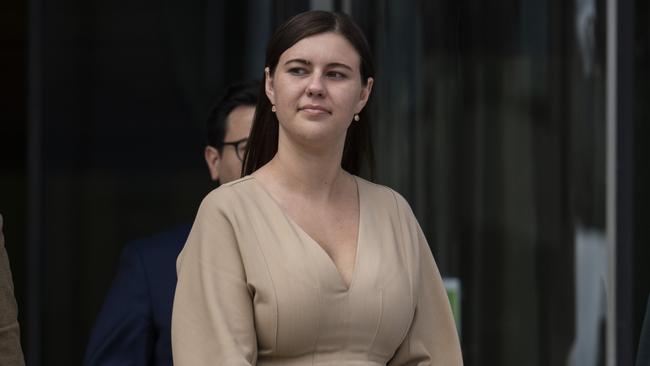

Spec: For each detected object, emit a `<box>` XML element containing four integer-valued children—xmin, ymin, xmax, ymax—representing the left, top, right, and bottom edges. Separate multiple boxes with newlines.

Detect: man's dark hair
<box><xmin>206</xmin><ymin>80</ymin><xmax>260</xmax><ymax>150</ymax></box>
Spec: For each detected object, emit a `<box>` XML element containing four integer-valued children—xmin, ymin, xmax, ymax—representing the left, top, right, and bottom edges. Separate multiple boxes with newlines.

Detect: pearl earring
<box><xmin>271</xmin><ymin>105</ymin><xmax>277</xmax><ymax>113</ymax></box>
<box><xmin>354</xmin><ymin>114</ymin><xmax>360</xmax><ymax>121</ymax></box>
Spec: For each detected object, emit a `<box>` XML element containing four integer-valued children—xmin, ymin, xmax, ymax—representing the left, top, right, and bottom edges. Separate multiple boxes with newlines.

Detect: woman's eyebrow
<box><xmin>284</xmin><ymin>59</ymin><xmax>353</xmax><ymax>71</ymax></box>
<box><xmin>284</xmin><ymin>58</ymin><xmax>311</xmax><ymax>66</ymax></box>
<box><xmin>327</xmin><ymin>62</ymin><xmax>353</xmax><ymax>71</ymax></box>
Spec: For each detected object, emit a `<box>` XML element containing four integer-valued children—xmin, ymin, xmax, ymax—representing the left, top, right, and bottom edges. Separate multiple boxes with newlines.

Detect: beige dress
<box><xmin>172</xmin><ymin>176</ymin><xmax>462</xmax><ymax>365</ymax></box>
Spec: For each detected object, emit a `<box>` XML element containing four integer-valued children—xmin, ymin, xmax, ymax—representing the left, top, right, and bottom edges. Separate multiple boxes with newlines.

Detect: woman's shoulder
<box><xmin>355</xmin><ymin>176</ymin><xmax>423</xmax><ymax>257</ymax></box>
<box><xmin>199</xmin><ymin>176</ymin><xmax>258</xmax><ymax>211</ymax></box>
<box><xmin>354</xmin><ymin>175</ymin><xmax>413</xmax><ymax>213</ymax></box>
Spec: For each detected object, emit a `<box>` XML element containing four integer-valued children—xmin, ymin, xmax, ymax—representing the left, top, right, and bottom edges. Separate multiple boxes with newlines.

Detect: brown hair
<box><xmin>242</xmin><ymin>10</ymin><xmax>375</xmax><ymax>178</ymax></box>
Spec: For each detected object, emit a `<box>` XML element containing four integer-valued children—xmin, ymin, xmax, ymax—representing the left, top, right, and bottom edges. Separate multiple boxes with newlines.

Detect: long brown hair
<box><xmin>242</xmin><ymin>10</ymin><xmax>375</xmax><ymax>178</ymax></box>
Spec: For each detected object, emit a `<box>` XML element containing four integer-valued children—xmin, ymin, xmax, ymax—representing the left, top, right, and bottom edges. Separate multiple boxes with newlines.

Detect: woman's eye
<box><xmin>327</xmin><ymin>71</ymin><xmax>347</xmax><ymax>79</ymax></box>
<box><xmin>288</xmin><ymin>67</ymin><xmax>308</xmax><ymax>75</ymax></box>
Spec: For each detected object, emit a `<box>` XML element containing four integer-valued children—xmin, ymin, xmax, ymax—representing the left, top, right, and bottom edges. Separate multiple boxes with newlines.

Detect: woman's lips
<box><xmin>299</xmin><ymin>105</ymin><xmax>331</xmax><ymax>117</ymax></box>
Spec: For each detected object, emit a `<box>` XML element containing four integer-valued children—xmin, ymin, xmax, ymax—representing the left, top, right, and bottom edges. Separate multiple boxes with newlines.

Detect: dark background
<box><xmin>1</xmin><ymin>0</ymin><xmax>648</xmax><ymax>365</ymax></box>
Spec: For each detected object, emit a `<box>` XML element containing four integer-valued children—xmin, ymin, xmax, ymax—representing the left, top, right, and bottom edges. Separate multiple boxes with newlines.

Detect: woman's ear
<box><xmin>355</xmin><ymin>77</ymin><xmax>374</xmax><ymax>113</ymax></box>
<box><xmin>265</xmin><ymin>67</ymin><xmax>276</xmax><ymax>105</ymax></box>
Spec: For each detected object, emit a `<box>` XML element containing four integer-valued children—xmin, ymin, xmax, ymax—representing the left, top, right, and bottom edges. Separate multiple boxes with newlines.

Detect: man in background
<box><xmin>84</xmin><ymin>81</ymin><xmax>259</xmax><ymax>366</ymax></box>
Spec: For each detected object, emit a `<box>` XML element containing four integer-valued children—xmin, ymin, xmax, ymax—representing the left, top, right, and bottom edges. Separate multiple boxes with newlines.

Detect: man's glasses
<box><xmin>220</xmin><ymin>137</ymin><xmax>248</xmax><ymax>162</ymax></box>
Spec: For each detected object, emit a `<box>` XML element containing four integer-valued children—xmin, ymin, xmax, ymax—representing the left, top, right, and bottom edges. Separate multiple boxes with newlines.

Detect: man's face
<box><xmin>217</xmin><ymin>105</ymin><xmax>255</xmax><ymax>184</ymax></box>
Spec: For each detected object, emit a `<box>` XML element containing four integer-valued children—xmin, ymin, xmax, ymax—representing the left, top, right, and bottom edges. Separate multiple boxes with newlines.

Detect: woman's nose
<box><xmin>306</xmin><ymin>74</ymin><xmax>325</xmax><ymax>97</ymax></box>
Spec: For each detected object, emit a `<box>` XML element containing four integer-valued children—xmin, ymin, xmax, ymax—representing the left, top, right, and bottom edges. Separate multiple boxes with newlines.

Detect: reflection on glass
<box><xmin>350</xmin><ymin>0</ymin><xmax>606</xmax><ymax>364</ymax></box>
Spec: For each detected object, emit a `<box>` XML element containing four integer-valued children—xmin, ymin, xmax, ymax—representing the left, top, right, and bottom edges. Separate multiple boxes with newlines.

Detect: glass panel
<box><xmin>351</xmin><ymin>0</ymin><xmax>607</xmax><ymax>364</ymax></box>
<box><xmin>633</xmin><ymin>1</ymin><xmax>650</xmax><ymax>362</ymax></box>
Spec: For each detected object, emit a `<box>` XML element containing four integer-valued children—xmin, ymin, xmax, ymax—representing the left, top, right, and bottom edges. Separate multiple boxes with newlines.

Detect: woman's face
<box><xmin>265</xmin><ymin>32</ymin><xmax>373</xmax><ymax>151</ymax></box>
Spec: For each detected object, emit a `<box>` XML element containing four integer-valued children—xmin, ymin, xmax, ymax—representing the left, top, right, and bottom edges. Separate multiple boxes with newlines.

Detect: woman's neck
<box><xmin>255</xmin><ymin>137</ymin><xmax>349</xmax><ymax>201</ymax></box>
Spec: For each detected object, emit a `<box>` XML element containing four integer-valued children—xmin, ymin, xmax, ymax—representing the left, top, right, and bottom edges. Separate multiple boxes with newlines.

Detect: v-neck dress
<box><xmin>171</xmin><ymin>176</ymin><xmax>462</xmax><ymax>365</ymax></box>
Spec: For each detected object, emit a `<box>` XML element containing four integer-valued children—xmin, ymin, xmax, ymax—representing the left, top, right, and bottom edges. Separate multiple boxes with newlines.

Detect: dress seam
<box><xmin>388</xmin><ymin>190</ymin><xmax>414</xmax><ymax>299</ymax></box>
<box><xmin>388</xmin><ymin>190</ymin><xmax>417</xmax><ymax>358</ymax></box>
<box><xmin>311</xmin><ymin>285</ymin><xmax>321</xmax><ymax>365</ymax></box>
<box><xmin>368</xmin><ymin>289</ymin><xmax>383</xmax><ymax>352</ymax></box>
<box><xmin>231</xmin><ymin>182</ymin><xmax>280</xmax><ymax>353</ymax></box>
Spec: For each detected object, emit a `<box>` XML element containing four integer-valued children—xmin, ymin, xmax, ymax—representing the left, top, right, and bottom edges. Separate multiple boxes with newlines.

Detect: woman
<box><xmin>172</xmin><ymin>10</ymin><xmax>462</xmax><ymax>365</ymax></box>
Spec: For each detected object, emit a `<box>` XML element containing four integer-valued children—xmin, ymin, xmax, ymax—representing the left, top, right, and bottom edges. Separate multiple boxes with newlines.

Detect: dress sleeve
<box><xmin>83</xmin><ymin>243</ymin><xmax>154</xmax><ymax>366</ymax></box>
<box><xmin>171</xmin><ymin>189</ymin><xmax>257</xmax><ymax>365</ymax></box>
<box><xmin>388</xmin><ymin>197</ymin><xmax>463</xmax><ymax>366</ymax></box>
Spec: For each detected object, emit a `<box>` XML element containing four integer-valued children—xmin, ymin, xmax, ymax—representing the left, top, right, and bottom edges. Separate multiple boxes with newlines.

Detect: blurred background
<box><xmin>1</xmin><ymin>0</ymin><xmax>648</xmax><ymax>365</ymax></box>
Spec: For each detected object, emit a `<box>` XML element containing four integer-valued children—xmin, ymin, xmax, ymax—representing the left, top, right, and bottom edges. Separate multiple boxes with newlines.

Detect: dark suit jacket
<box><xmin>84</xmin><ymin>224</ymin><xmax>191</xmax><ymax>366</ymax></box>
<box><xmin>0</xmin><ymin>214</ymin><xmax>25</xmax><ymax>366</ymax></box>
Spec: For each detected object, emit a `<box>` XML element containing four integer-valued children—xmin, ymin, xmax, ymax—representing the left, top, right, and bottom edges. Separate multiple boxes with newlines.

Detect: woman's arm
<box><xmin>172</xmin><ymin>189</ymin><xmax>257</xmax><ymax>365</ymax></box>
<box><xmin>388</xmin><ymin>195</ymin><xmax>463</xmax><ymax>366</ymax></box>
